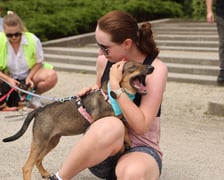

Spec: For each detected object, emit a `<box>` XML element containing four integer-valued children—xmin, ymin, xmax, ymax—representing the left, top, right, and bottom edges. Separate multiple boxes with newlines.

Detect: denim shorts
<box><xmin>89</xmin><ymin>146</ymin><xmax>162</xmax><ymax>180</ymax></box>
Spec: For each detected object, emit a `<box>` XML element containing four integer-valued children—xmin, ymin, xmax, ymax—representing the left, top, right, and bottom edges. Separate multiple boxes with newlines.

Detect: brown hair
<box><xmin>3</xmin><ymin>12</ymin><xmax>27</xmax><ymax>32</ymax></box>
<box><xmin>97</xmin><ymin>10</ymin><xmax>159</xmax><ymax>57</ymax></box>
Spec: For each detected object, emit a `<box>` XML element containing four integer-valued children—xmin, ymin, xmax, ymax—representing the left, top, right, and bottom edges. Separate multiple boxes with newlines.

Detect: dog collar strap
<box><xmin>100</xmin><ymin>89</ymin><xmax>110</xmax><ymax>103</ymax></box>
<box><xmin>75</xmin><ymin>97</ymin><xmax>94</xmax><ymax>124</ymax></box>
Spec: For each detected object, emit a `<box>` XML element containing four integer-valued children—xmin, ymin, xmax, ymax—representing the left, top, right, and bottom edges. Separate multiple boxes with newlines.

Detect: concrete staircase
<box><xmin>43</xmin><ymin>19</ymin><xmax>219</xmax><ymax>85</ymax></box>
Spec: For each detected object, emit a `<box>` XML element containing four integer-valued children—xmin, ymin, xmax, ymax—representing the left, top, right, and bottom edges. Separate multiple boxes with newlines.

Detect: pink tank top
<box><xmin>128</xmin><ymin>117</ymin><xmax>162</xmax><ymax>158</ymax></box>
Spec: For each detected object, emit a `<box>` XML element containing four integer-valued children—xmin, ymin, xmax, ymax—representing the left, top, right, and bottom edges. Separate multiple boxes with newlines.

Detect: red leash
<box><xmin>0</xmin><ymin>88</ymin><xmax>15</xmax><ymax>102</ymax></box>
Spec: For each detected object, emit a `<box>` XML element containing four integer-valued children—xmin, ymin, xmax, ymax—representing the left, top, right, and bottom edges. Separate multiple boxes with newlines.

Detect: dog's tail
<box><xmin>2</xmin><ymin>109</ymin><xmax>39</xmax><ymax>142</ymax></box>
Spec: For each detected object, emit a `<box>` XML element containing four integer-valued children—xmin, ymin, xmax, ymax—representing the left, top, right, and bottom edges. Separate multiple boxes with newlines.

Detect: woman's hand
<box><xmin>109</xmin><ymin>61</ymin><xmax>126</xmax><ymax>90</ymax></box>
<box><xmin>0</xmin><ymin>72</ymin><xmax>19</xmax><ymax>88</ymax></box>
<box><xmin>77</xmin><ymin>83</ymin><xmax>100</xmax><ymax>97</ymax></box>
<box><xmin>77</xmin><ymin>87</ymin><xmax>92</xmax><ymax>97</ymax></box>
<box><xmin>8</xmin><ymin>78</ymin><xmax>20</xmax><ymax>88</ymax></box>
<box><xmin>25</xmin><ymin>77</ymin><xmax>34</xmax><ymax>89</ymax></box>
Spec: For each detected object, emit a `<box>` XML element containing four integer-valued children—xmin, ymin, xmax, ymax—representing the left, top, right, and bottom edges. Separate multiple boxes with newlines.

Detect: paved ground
<box><xmin>1</xmin><ymin>71</ymin><xmax>224</xmax><ymax>180</ymax></box>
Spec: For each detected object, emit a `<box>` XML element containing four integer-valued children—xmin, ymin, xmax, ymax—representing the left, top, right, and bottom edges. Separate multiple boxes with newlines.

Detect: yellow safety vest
<box><xmin>0</xmin><ymin>32</ymin><xmax>52</xmax><ymax>73</ymax></box>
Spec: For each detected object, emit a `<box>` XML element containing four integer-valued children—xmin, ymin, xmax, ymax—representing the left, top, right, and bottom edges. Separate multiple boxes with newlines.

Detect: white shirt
<box><xmin>7</xmin><ymin>33</ymin><xmax>44</xmax><ymax>80</ymax></box>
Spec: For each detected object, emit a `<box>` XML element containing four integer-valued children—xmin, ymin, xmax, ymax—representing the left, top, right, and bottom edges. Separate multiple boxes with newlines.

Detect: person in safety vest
<box><xmin>0</xmin><ymin>6</ymin><xmax>3</xmax><ymax>32</ymax></box>
<box><xmin>0</xmin><ymin>11</ymin><xmax>57</xmax><ymax>110</ymax></box>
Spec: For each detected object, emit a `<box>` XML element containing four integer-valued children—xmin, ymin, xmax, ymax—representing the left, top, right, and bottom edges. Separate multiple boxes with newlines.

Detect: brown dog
<box><xmin>2</xmin><ymin>61</ymin><xmax>154</xmax><ymax>180</ymax></box>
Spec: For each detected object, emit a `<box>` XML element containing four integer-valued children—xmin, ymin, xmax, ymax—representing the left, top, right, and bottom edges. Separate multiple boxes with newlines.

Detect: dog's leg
<box><xmin>36</xmin><ymin>135</ymin><xmax>61</xmax><ymax>179</ymax></box>
<box><xmin>22</xmin><ymin>142</ymin><xmax>39</xmax><ymax>180</ymax></box>
<box><xmin>22</xmin><ymin>135</ymin><xmax>60</xmax><ymax>180</ymax></box>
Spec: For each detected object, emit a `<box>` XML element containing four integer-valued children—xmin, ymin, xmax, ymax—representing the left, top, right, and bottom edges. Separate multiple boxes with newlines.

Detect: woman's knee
<box><xmin>45</xmin><ymin>69</ymin><xmax>58</xmax><ymax>85</ymax></box>
<box><xmin>116</xmin><ymin>163</ymin><xmax>149</xmax><ymax>180</ymax></box>
<box><xmin>33</xmin><ymin>69</ymin><xmax>57</xmax><ymax>92</ymax></box>
<box><xmin>115</xmin><ymin>153</ymin><xmax>160</xmax><ymax>180</ymax></box>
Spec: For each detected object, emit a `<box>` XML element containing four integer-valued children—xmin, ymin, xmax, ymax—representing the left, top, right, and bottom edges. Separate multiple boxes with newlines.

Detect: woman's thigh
<box><xmin>32</xmin><ymin>68</ymin><xmax>57</xmax><ymax>82</ymax></box>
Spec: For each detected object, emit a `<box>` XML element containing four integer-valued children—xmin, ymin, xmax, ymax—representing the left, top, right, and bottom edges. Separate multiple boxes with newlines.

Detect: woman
<box><xmin>0</xmin><ymin>12</ymin><xmax>57</xmax><ymax>110</ymax></box>
<box><xmin>50</xmin><ymin>10</ymin><xmax>167</xmax><ymax>180</ymax></box>
<box><xmin>0</xmin><ymin>6</ymin><xmax>3</xmax><ymax>32</ymax></box>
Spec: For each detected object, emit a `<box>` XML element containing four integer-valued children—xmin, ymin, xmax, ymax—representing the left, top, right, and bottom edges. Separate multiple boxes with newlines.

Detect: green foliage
<box><xmin>124</xmin><ymin>0</ymin><xmax>183</xmax><ymax>20</ymax></box>
<box><xmin>0</xmin><ymin>0</ymin><xmax>184</xmax><ymax>41</ymax></box>
<box><xmin>181</xmin><ymin>0</ymin><xmax>194</xmax><ymax>18</ymax></box>
<box><xmin>192</xmin><ymin>0</ymin><xmax>206</xmax><ymax>19</ymax></box>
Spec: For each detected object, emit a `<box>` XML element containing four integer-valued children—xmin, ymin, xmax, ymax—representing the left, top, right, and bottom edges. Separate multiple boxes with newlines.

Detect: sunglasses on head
<box><xmin>6</xmin><ymin>32</ymin><xmax>22</xmax><ymax>38</ymax></box>
<box><xmin>96</xmin><ymin>41</ymin><xmax>110</xmax><ymax>56</ymax></box>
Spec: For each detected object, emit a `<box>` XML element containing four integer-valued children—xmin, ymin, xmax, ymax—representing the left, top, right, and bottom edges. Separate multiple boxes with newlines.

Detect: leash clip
<box><xmin>58</xmin><ymin>96</ymin><xmax>76</xmax><ymax>102</ymax></box>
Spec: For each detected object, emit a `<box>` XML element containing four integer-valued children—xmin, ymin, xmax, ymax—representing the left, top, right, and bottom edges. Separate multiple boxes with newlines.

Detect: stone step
<box><xmin>157</xmin><ymin>40</ymin><xmax>218</xmax><ymax>48</ymax></box>
<box><xmin>167</xmin><ymin>63</ymin><xmax>218</xmax><ymax>76</ymax></box>
<box><xmin>158</xmin><ymin>46</ymin><xmax>218</xmax><ymax>52</ymax></box>
<box><xmin>168</xmin><ymin>72</ymin><xmax>216</xmax><ymax>85</ymax></box>
<box><xmin>43</xmin><ymin>47</ymin><xmax>219</xmax><ymax>79</ymax></box>
<box><xmin>44</xmin><ymin>47</ymin><xmax>98</xmax><ymax>58</ymax></box>
<box><xmin>44</xmin><ymin>53</ymin><xmax>96</xmax><ymax>66</ymax></box>
<box><xmin>166</xmin><ymin>63</ymin><xmax>219</xmax><ymax>76</ymax></box>
<box><xmin>47</xmin><ymin>61</ymin><xmax>96</xmax><ymax>74</ymax></box>
<box><xmin>152</xmin><ymin>23</ymin><xmax>217</xmax><ymax>35</ymax></box>
<box><xmin>44</xmin><ymin>56</ymin><xmax>218</xmax><ymax>86</ymax></box>
<box><xmin>154</xmin><ymin>25</ymin><xmax>215</xmax><ymax>29</ymax></box>
<box><xmin>153</xmin><ymin>23</ymin><xmax>216</xmax><ymax>28</ymax></box>
<box><xmin>159</xmin><ymin>50</ymin><xmax>219</xmax><ymax>66</ymax></box>
<box><xmin>154</xmin><ymin>31</ymin><xmax>217</xmax><ymax>35</ymax></box>
<box><xmin>86</xmin><ymin>44</ymin><xmax>219</xmax><ymax>54</ymax></box>
<box><xmin>44</xmin><ymin>47</ymin><xmax>219</xmax><ymax>66</ymax></box>
<box><xmin>45</xmin><ymin>60</ymin><xmax>217</xmax><ymax>85</ymax></box>
<box><xmin>42</xmin><ymin>19</ymin><xmax>220</xmax><ymax>85</ymax></box>
<box><xmin>153</xmin><ymin>27</ymin><xmax>217</xmax><ymax>34</ymax></box>
<box><xmin>151</xmin><ymin>20</ymin><xmax>215</xmax><ymax>27</ymax></box>
<box><xmin>155</xmin><ymin>34</ymin><xmax>218</xmax><ymax>41</ymax></box>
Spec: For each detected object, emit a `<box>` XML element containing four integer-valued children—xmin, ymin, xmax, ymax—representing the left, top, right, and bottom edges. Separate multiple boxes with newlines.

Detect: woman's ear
<box><xmin>123</xmin><ymin>38</ymin><xmax>133</xmax><ymax>49</ymax></box>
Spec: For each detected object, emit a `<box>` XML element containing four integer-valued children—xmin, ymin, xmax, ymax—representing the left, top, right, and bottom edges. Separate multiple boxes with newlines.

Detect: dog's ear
<box><xmin>122</xmin><ymin>61</ymin><xmax>138</xmax><ymax>74</ymax></box>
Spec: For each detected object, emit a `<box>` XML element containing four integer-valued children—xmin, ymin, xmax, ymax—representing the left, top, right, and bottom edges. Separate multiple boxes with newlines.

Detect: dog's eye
<box><xmin>128</xmin><ymin>66</ymin><xmax>137</xmax><ymax>73</ymax></box>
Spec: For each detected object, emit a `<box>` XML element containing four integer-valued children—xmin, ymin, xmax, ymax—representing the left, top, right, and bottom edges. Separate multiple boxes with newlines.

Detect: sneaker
<box><xmin>217</xmin><ymin>76</ymin><xmax>224</xmax><ymax>86</ymax></box>
<box><xmin>49</xmin><ymin>174</ymin><xmax>59</xmax><ymax>180</ymax></box>
<box><xmin>217</xmin><ymin>69</ymin><xmax>224</xmax><ymax>86</ymax></box>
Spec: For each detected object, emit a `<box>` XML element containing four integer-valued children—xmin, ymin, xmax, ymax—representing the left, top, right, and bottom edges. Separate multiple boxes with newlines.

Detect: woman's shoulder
<box><xmin>150</xmin><ymin>57</ymin><xmax>168</xmax><ymax>83</ymax></box>
<box><xmin>96</xmin><ymin>55</ymin><xmax>108</xmax><ymax>70</ymax></box>
<box><xmin>97</xmin><ymin>55</ymin><xmax>107</xmax><ymax>63</ymax></box>
<box><xmin>24</xmin><ymin>32</ymin><xmax>41</xmax><ymax>41</ymax></box>
<box><xmin>153</xmin><ymin>58</ymin><xmax>167</xmax><ymax>72</ymax></box>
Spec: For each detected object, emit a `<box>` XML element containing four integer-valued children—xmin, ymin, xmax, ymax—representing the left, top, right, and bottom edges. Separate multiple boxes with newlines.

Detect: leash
<box><xmin>0</xmin><ymin>87</ymin><xmax>15</xmax><ymax>102</ymax></box>
<box><xmin>0</xmin><ymin>78</ymin><xmax>111</xmax><ymax>123</ymax></box>
<box><xmin>0</xmin><ymin>78</ymin><xmax>63</xmax><ymax>102</ymax></box>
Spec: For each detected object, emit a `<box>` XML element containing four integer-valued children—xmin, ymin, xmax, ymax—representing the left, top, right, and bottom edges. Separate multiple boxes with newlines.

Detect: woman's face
<box><xmin>4</xmin><ymin>24</ymin><xmax>22</xmax><ymax>44</ymax></box>
<box><xmin>95</xmin><ymin>26</ymin><xmax>126</xmax><ymax>62</ymax></box>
